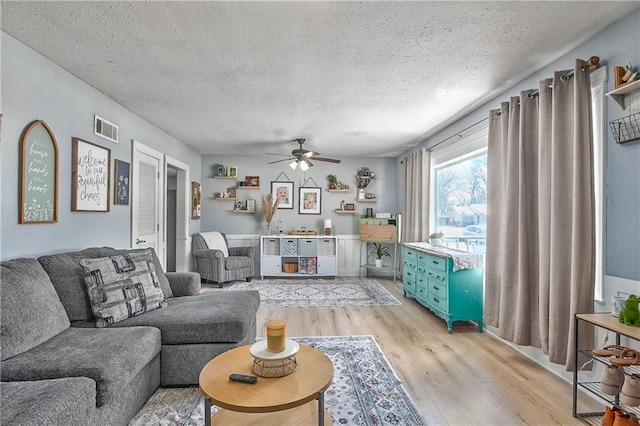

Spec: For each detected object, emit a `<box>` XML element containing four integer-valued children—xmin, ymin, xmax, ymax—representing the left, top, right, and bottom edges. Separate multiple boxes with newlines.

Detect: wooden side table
<box><xmin>199</xmin><ymin>343</ymin><xmax>334</xmax><ymax>425</ymax></box>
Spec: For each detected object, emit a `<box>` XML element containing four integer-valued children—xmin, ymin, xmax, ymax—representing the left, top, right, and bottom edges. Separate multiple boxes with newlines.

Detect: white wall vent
<box><xmin>94</xmin><ymin>115</ymin><xmax>119</xmax><ymax>143</ymax></box>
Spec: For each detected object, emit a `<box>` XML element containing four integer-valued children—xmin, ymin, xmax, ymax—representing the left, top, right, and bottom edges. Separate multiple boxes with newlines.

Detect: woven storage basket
<box><xmin>282</xmin><ymin>262</ymin><xmax>298</xmax><ymax>273</ymax></box>
<box><xmin>252</xmin><ymin>356</ymin><xmax>298</xmax><ymax>378</ymax></box>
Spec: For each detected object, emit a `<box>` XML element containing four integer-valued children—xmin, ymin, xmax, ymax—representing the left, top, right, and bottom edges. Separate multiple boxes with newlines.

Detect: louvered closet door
<box><xmin>132</xmin><ymin>142</ymin><xmax>164</xmax><ymax>267</ymax></box>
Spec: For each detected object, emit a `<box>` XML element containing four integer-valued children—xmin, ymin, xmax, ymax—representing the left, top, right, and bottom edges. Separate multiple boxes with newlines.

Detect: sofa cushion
<box><xmin>106</xmin><ymin>247</ymin><xmax>173</xmax><ymax>298</ymax></box>
<box><xmin>0</xmin><ymin>326</ymin><xmax>161</xmax><ymax>407</ymax></box>
<box><xmin>111</xmin><ymin>291</ymin><xmax>260</xmax><ymax>344</ymax></box>
<box><xmin>1</xmin><ymin>377</ymin><xmax>97</xmax><ymax>426</ymax></box>
<box><xmin>38</xmin><ymin>247</ymin><xmax>113</xmax><ymax>321</ymax></box>
<box><xmin>1</xmin><ymin>258</ymin><xmax>70</xmax><ymax>361</ymax></box>
<box><xmin>80</xmin><ymin>251</ymin><xmax>168</xmax><ymax>327</ymax></box>
<box><xmin>225</xmin><ymin>256</ymin><xmax>252</xmax><ymax>270</ymax></box>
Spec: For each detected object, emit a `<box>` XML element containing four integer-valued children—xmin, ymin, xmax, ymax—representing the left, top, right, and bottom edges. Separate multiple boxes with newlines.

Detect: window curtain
<box><xmin>485</xmin><ymin>59</ymin><xmax>595</xmax><ymax>370</ymax></box>
<box><xmin>402</xmin><ymin>149</ymin><xmax>430</xmax><ymax>243</ymax></box>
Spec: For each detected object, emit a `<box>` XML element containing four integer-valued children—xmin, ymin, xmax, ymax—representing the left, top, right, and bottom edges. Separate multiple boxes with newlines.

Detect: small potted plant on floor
<box><xmin>429</xmin><ymin>232</ymin><xmax>444</xmax><ymax>247</ymax></box>
<box><xmin>369</xmin><ymin>242</ymin><xmax>391</xmax><ymax>267</ymax></box>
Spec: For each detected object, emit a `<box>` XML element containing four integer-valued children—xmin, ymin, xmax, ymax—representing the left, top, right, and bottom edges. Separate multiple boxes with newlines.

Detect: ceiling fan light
<box><xmin>289</xmin><ymin>160</ymin><xmax>298</xmax><ymax>170</ymax></box>
<box><xmin>299</xmin><ymin>160</ymin><xmax>310</xmax><ymax>171</ymax></box>
<box><xmin>303</xmin><ymin>151</ymin><xmax>314</xmax><ymax>158</ymax></box>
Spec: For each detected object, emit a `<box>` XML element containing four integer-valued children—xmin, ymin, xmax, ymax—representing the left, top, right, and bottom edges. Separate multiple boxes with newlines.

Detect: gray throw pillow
<box><xmin>80</xmin><ymin>251</ymin><xmax>167</xmax><ymax>328</ymax></box>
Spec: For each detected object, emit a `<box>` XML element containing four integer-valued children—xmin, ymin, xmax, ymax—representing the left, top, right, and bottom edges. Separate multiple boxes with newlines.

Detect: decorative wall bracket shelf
<box><xmin>606</xmin><ymin>79</ymin><xmax>640</xmax><ymax>110</ymax></box>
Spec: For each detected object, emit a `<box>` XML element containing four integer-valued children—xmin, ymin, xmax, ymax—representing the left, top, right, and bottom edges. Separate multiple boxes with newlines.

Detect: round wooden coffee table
<box><xmin>199</xmin><ymin>343</ymin><xmax>334</xmax><ymax>426</ymax></box>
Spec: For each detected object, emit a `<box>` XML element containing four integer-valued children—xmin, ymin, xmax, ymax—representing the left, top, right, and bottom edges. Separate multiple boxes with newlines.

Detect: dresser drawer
<box><xmin>403</xmin><ymin>247</ymin><xmax>417</xmax><ymax>262</ymax></box>
<box><xmin>429</xmin><ymin>280</ymin><xmax>448</xmax><ymax>300</ymax></box>
<box><xmin>403</xmin><ymin>259</ymin><xmax>416</xmax><ymax>272</ymax></box>
<box><xmin>403</xmin><ymin>269</ymin><xmax>416</xmax><ymax>285</ymax></box>
<box><xmin>427</xmin><ymin>269</ymin><xmax>447</xmax><ymax>284</ymax></box>
<box><xmin>417</xmin><ymin>262</ymin><xmax>427</xmax><ymax>276</ymax></box>
<box><xmin>416</xmin><ymin>276</ymin><xmax>428</xmax><ymax>300</ymax></box>
<box><xmin>426</xmin><ymin>255</ymin><xmax>447</xmax><ymax>272</ymax></box>
<box><xmin>429</xmin><ymin>293</ymin><xmax>448</xmax><ymax>313</ymax></box>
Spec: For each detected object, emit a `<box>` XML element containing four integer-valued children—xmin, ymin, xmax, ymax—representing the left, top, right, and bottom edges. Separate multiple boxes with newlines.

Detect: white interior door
<box><xmin>132</xmin><ymin>141</ymin><xmax>165</xmax><ymax>269</ymax></box>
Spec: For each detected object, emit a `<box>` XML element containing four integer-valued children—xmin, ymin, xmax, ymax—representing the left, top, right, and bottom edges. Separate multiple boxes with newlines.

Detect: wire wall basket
<box><xmin>610</xmin><ymin>112</ymin><xmax>640</xmax><ymax>145</ymax></box>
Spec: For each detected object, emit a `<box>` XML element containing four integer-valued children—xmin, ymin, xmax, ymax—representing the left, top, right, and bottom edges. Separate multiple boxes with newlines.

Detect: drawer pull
<box><xmin>434</xmin><ymin>297</ymin><xmax>440</xmax><ymax>303</ymax></box>
<box><xmin>407</xmin><ymin>272</ymin><xmax>412</xmax><ymax>277</ymax></box>
<box><xmin>432</xmin><ymin>260</ymin><xmax>440</xmax><ymax>265</ymax></box>
<box><xmin>433</xmin><ymin>286</ymin><xmax>439</xmax><ymax>291</ymax></box>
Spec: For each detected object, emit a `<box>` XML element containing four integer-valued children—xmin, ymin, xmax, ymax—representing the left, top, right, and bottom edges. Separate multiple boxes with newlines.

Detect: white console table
<box><xmin>260</xmin><ymin>236</ymin><xmax>338</xmax><ymax>278</ymax></box>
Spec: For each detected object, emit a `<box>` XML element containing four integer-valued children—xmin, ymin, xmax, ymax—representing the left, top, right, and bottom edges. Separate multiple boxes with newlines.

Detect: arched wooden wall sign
<box><xmin>19</xmin><ymin>120</ymin><xmax>59</xmax><ymax>224</ymax></box>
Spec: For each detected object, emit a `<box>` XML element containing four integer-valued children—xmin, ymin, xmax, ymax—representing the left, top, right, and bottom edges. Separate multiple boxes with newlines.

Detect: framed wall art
<box><xmin>226</xmin><ymin>166</ymin><xmax>238</xmax><ymax>178</ymax></box>
<box><xmin>19</xmin><ymin>120</ymin><xmax>59</xmax><ymax>223</ymax></box>
<box><xmin>72</xmin><ymin>137</ymin><xmax>110</xmax><ymax>212</ymax></box>
<box><xmin>271</xmin><ymin>181</ymin><xmax>293</xmax><ymax>209</ymax></box>
<box><xmin>192</xmin><ymin>181</ymin><xmax>201</xmax><ymax>220</ymax></box>
<box><xmin>245</xmin><ymin>176</ymin><xmax>260</xmax><ymax>187</ymax></box>
<box><xmin>299</xmin><ymin>187</ymin><xmax>321</xmax><ymax>215</ymax></box>
<box><xmin>113</xmin><ymin>159</ymin><xmax>130</xmax><ymax>205</ymax></box>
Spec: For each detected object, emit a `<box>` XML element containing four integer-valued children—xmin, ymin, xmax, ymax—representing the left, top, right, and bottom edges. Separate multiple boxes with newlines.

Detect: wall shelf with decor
<box><xmin>334</xmin><ymin>209</ymin><xmax>358</xmax><ymax>214</ymax></box>
<box><xmin>607</xmin><ymin>79</ymin><xmax>640</xmax><ymax>110</ymax></box>
<box><xmin>238</xmin><ymin>186</ymin><xmax>260</xmax><ymax>190</ymax></box>
<box><xmin>213</xmin><ymin>176</ymin><xmax>237</xmax><ymax>180</ymax></box>
<box><xmin>232</xmin><ymin>210</ymin><xmax>255</xmax><ymax>214</ymax></box>
<box><xmin>214</xmin><ymin>197</ymin><xmax>238</xmax><ymax>201</ymax></box>
<box><xmin>358</xmin><ymin>199</ymin><xmax>377</xmax><ymax>203</ymax></box>
<box><xmin>328</xmin><ymin>189</ymin><xmax>350</xmax><ymax>193</ymax></box>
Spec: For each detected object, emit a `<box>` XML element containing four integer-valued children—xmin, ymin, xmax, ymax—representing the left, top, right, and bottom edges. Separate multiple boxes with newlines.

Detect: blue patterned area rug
<box><xmin>228</xmin><ymin>277</ymin><xmax>402</xmax><ymax>307</ymax></box>
<box><xmin>129</xmin><ymin>335</ymin><xmax>424</xmax><ymax>426</ymax></box>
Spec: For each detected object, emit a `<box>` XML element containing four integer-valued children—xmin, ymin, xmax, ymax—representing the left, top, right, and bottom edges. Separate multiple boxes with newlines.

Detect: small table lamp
<box><xmin>324</xmin><ymin>219</ymin><xmax>332</xmax><ymax>235</ymax></box>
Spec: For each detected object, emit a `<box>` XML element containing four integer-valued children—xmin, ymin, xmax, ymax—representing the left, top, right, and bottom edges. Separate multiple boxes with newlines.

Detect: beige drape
<box><xmin>401</xmin><ymin>149</ymin><xmax>430</xmax><ymax>243</ymax></box>
<box><xmin>485</xmin><ymin>59</ymin><xmax>595</xmax><ymax>370</ymax></box>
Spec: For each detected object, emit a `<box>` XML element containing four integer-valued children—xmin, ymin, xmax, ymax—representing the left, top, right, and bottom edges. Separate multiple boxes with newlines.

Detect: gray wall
<box><xmin>200</xmin><ymin>155</ymin><xmax>399</xmax><ymax>235</ymax></box>
<box><xmin>0</xmin><ymin>33</ymin><xmax>202</xmax><ymax>260</ymax></box>
<box><xmin>400</xmin><ymin>11</ymin><xmax>640</xmax><ymax>281</ymax></box>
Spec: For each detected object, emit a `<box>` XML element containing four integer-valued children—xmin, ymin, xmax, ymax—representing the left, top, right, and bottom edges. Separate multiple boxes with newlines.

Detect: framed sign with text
<box><xmin>72</xmin><ymin>137</ymin><xmax>111</xmax><ymax>212</ymax></box>
<box><xmin>19</xmin><ymin>120</ymin><xmax>59</xmax><ymax>223</ymax></box>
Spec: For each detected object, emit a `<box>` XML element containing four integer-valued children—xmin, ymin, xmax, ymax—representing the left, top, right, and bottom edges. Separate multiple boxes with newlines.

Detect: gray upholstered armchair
<box><xmin>192</xmin><ymin>232</ymin><xmax>254</xmax><ymax>287</ymax></box>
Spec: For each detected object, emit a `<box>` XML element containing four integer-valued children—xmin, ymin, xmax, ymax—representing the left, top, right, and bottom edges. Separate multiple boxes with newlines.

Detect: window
<box><xmin>430</xmin><ymin>124</ymin><xmax>488</xmax><ymax>254</ymax></box>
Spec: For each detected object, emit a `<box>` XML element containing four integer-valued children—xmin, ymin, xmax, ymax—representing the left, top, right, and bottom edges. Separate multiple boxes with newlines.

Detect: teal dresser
<box><xmin>402</xmin><ymin>243</ymin><xmax>483</xmax><ymax>333</ymax></box>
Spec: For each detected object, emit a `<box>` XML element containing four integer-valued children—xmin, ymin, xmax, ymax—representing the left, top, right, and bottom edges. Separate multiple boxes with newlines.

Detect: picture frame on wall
<box><xmin>191</xmin><ymin>182</ymin><xmax>201</xmax><ymax>220</ymax></box>
<box><xmin>271</xmin><ymin>181</ymin><xmax>294</xmax><ymax>209</ymax></box>
<box><xmin>245</xmin><ymin>176</ymin><xmax>260</xmax><ymax>187</ymax></box>
<box><xmin>113</xmin><ymin>159</ymin><xmax>130</xmax><ymax>206</ymax></box>
<box><xmin>226</xmin><ymin>166</ymin><xmax>238</xmax><ymax>177</ymax></box>
<box><xmin>19</xmin><ymin>120</ymin><xmax>59</xmax><ymax>224</ymax></box>
<box><xmin>72</xmin><ymin>137</ymin><xmax>110</xmax><ymax>212</ymax></box>
<box><xmin>299</xmin><ymin>187</ymin><xmax>321</xmax><ymax>215</ymax></box>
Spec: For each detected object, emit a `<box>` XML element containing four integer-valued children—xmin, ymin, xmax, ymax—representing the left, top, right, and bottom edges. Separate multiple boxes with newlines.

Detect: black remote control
<box><xmin>229</xmin><ymin>373</ymin><xmax>257</xmax><ymax>384</ymax></box>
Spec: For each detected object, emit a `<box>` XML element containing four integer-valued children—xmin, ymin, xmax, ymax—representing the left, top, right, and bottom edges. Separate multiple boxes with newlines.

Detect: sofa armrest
<box><xmin>165</xmin><ymin>272</ymin><xmax>201</xmax><ymax>296</ymax></box>
<box><xmin>228</xmin><ymin>246</ymin><xmax>255</xmax><ymax>258</ymax></box>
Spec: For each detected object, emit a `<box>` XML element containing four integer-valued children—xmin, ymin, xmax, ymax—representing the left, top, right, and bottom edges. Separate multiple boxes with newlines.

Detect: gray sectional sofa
<box><xmin>0</xmin><ymin>247</ymin><xmax>260</xmax><ymax>425</ymax></box>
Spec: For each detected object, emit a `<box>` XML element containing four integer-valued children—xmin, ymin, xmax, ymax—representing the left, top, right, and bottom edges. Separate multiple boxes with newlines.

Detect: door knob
<box><xmin>136</xmin><ymin>239</ymin><xmax>147</xmax><ymax>244</ymax></box>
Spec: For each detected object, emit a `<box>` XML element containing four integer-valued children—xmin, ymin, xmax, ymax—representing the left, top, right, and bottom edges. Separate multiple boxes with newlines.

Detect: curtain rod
<box><xmin>427</xmin><ymin>117</ymin><xmax>489</xmax><ymax>152</ymax></box>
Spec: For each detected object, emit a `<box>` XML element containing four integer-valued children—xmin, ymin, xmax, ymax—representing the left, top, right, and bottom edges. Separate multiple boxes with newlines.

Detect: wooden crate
<box><xmin>360</xmin><ymin>224</ymin><xmax>397</xmax><ymax>242</ymax></box>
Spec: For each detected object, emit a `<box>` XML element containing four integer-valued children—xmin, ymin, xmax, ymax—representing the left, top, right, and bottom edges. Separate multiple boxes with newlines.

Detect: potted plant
<box><xmin>369</xmin><ymin>242</ymin><xmax>391</xmax><ymax>267</ymax></box>
<box><xmin>327</xmin><ymin>174</ymin><xmax>338</xmax><ymax>189</ymax></box>
<box><xmin>429</xmin><ymin>232</ymin><xmax>444</xmax><ymax>247</ymax></box>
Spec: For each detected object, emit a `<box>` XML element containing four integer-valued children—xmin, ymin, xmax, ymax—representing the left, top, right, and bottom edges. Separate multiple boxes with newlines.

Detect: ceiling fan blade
<box><xmin>312</xmin><ymin>157</ymin><xmax>341</xmax><ymax>164</ymax></box>
<box><xmin>268</xmin><ymin>157</ymin><xmax>295</xmax><ymax>164</ymax></box>
<box><xmin>265</xmin><ymin>152</ymin><xmax>289</xmax><ymax>156</ymax></box>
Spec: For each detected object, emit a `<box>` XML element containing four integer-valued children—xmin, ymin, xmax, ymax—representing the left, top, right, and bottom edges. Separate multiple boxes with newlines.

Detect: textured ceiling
<box><xmin>2</xmin><ymin>1</ymin><xmax>638</xmax><ymax>157</ymax></box>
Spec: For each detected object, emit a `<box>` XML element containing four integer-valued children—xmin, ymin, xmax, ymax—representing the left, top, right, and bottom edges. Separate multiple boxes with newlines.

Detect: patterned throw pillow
<box><xmin>80</xmin><ymin>251</ymin><xmax>167</xmax><ymax>328</ymax></box>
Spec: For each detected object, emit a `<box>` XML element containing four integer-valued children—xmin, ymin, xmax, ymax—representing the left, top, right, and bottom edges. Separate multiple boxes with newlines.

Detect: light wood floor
<box><xmin>208</xmin><ymin>278</ymin><xmax>601</xmax><ymax>425</ymax></box>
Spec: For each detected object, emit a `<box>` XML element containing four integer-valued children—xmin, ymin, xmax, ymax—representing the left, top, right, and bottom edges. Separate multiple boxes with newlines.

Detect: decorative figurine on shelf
<box><xmin>615</xmin><ymin>63</ymin><xmax>640</xmax><ymax>88</ymax></box>
<box><xmin>327</xmin><ymin>174</ymin><xmax>338</xmax><ymax>190</ymax></box>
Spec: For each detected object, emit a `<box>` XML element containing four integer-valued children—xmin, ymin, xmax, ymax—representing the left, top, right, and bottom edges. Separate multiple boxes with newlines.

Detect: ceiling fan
<box><xmin>266</xmin><ymin>138</ymin><xmax>341</xmax><ymax>171</ymax></box>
